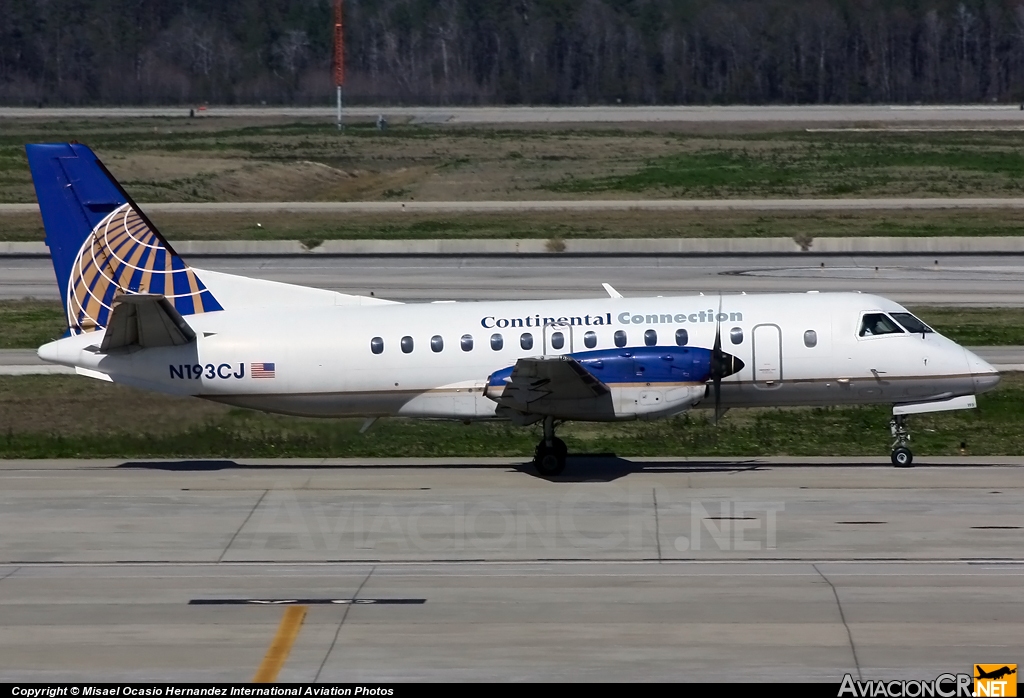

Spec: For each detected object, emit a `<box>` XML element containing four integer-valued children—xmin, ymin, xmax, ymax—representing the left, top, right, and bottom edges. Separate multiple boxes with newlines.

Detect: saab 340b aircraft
<box><xmin>27</xmin><ymin>143</ymin><xmax>1000</xmax><ymax>475</ymax></box>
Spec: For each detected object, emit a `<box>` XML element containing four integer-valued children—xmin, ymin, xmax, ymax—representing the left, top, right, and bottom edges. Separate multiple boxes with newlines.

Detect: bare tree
<box><xmin>273</xmin><ymin>30</ymin><xmax>310</xmax><ymax>85</ymax></box>
<box><xmin>955</xmin><ymin>2</ymin><xmax>976</xmax><ymax>99</ymax></box>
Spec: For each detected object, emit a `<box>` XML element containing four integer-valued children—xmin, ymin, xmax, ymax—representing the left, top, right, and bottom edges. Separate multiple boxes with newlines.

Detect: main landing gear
<box><xmin>889</xmin><ymin>414</ymin><xmax>913</xmax><ymax>467</ymax></box>
<box><xmin>534</xmin><ymin>416</ymin><xmax>568</xmax><ymax>476</ymax></box>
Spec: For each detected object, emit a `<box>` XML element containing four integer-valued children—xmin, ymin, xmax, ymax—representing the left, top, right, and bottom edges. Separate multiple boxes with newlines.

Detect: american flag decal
<box><xmin>251</xmin><ymin>362</ymin><xmax>276</xmax><ymax>379</ymax></box>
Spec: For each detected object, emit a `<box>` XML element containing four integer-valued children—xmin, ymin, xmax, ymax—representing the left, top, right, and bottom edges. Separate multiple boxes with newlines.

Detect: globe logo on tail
<box><xmin>67</xmin><ymin>203</ymin><xmax>221</xmax><ymax>335</ymax></box>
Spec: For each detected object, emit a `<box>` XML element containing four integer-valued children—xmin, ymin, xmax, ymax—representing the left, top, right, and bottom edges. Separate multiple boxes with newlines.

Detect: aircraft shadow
<box><xmin>116</xmin><ymin>455</ymin><xmax>766</xmax><ymax>482</ymax></box>
<box><xmin>114</xmin><ymin>450</ymin><xmax>888</xmax><ymax>478</ymax></box>
<box><xmin>118</xmin><ymin>460</ymin><xmax>243</xmax><ymax>471</ymax></box>
<box><xmin>116</xmin><ymin>460</ymin><xmax>516</xmax><ymax>472</ymax></box>
<box><xmin>512</xmin><ymin>454</ymin><xmax>766</xmax><ymax>482</ymax></box>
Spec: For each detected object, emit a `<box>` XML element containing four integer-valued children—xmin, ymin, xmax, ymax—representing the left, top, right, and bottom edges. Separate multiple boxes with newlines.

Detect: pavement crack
<box><xmin>315</xmin><ymin>566</ymin><xmax>376</xmax><ymax>682</ymax></box>
<box><xmin>218</xmin><ymin>489</ymin><xmax>268</xmax><ymax>563</ymax></box>
<box><xmin>0</xmin><ymin>566</ymin><xmax>21</xmax><ymax>582</ymax></box>
<box><xmin>814</xmin><ymin>564</ymin><xmax>861</xmax><ymax>680</ymax></box>
<box><xmin>652</xmin><ymin>488</ymin><xmax>662</xmax><ymax>562</ymax></box>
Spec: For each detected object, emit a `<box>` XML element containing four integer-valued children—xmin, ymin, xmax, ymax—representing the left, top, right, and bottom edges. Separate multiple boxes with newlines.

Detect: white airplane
<box><xmin>27</xmin><ymin>143</ymin><xmax>1000</xmax><ymax>475</ymax></box>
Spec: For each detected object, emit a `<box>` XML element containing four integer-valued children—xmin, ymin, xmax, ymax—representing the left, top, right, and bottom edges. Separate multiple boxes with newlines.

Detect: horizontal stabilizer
<box><xmin>75</xmin><ymin>367</ymin><xmax>113</xmax><ymax>382</ymax></box>
<box><xmin>99</xmin><ymin>294</ymin><xmax>196</xmax><ymax>351</ymax></box>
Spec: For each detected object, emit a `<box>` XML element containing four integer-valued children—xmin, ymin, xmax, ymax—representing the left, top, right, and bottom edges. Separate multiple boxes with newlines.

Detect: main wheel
<box><xmin>551</xmin><ymin>436</ymin><xmax>568</xmax><ymax>459</ymax></box>
<box><xmin>891</xmin><ymin>447</ymin><xmax>913</xmax><ymax>467</ymax></box>
<box><xmin>534</xmin><ymin>444</ymin><xmax>567</xmax><ymax>476</ymax></box>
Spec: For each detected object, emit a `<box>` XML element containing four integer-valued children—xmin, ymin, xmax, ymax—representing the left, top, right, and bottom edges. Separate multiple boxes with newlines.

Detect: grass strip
<box><xmin>1</xmin><ymin>373</ymin><xmax>1021</xmax><ymax>459</ymax></box>
<box><xmin>6</xmin><ymin>121</ymin><xmax>1024</xmax><ymax>203</ymax></box>
<box><xmin>5</xmin><ymin>209</ymin><xmax>1024</xmax><ymax>243</ymax></box>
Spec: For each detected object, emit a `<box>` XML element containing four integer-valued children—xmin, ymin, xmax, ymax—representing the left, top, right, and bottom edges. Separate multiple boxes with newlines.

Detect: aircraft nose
<box><xmin>963</xmin><ymin>347</ymin><xmax>1000</xmax><ymax>394</ymax></box>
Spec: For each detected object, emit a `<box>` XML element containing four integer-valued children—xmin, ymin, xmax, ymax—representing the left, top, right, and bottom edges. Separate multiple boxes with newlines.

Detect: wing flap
<box><xmin>494</xmin><ymin>356</ymin><xmax>609</xmax><ymax>413</ymax></box>
<box><xmin>99</xmin><ymin>294</ymin><xmax>196</xmax><ymax>351</ymax></box>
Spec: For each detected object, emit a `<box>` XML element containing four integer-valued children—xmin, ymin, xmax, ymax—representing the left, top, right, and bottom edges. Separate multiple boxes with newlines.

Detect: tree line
<box><xmin>3</xmin><ymin>0</ymin><xmax>1024</xmax><ymax>106</ymax></box>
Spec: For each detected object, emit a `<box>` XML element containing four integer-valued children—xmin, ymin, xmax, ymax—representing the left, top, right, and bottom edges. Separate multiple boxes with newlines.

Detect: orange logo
<box><xmin>975</xmin><ymin>665</ymin><xmax>1017</xmax><ymax>697</ymax></box>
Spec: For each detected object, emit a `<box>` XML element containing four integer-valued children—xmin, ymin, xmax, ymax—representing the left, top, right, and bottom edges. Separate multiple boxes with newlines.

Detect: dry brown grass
<box><xmin>5</xmin><ymin>117</ymin><xmax>1024</xmax><ymax>228</ymax></box>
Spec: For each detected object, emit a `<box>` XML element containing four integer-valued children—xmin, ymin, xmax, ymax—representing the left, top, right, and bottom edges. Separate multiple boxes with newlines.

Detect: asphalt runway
<box><xmin>4</xmin><ymin>104</ymin><xmax>1024</xmax><ymax>124</ymax></box>
<box><xmin>5</xmin><ymin>254</ymin><xmax>1024</xmax><ymax>305</ymax></box>
<box><xmin>0</xmin><ymin>458</ymin><xmax>1020</xmax><ymax>681</ymax></box>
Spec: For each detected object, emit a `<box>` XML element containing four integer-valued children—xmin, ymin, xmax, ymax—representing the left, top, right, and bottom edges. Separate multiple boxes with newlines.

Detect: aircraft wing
<box><xmin>492</xmin><ymin>355</ymin><xmax>609</xmax><ymax>413</ymax></box>
<box><xmin>99</xmin><ymin>294</ymin><xmax>196</xmax><ymax>351</ymax></box>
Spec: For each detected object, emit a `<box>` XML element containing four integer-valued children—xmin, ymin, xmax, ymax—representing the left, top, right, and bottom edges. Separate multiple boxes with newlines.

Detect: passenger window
<box><xmin>401</xmin><ymin>336</ymin><xmax>414</xmax><ymax>353</ymax></box>
<box><xmin>730</xmin><ymin>327</ymin><xmax>743</xmax><ymax>345</ymax></box>
<box><xmin>521</xmin><ymin>333</ymin><xmax>533</xmax><ymax>350</ymax></box>
<box><xmin>584</xmin><ymin>330</ymin><xmax>597</xmax><ymax>349</ymax></box>
<box><xmin>614</xmin><ymin>330</ymin><xmax>627</xmax><ymax>348</ymax></box>
<box><xmin>551</xmin><ymin>332</ymin><xmax>564</xmax><ymax>350</ymax></box>
<box><xmin>644</xmin><ymin>329</ymin><xmax>657</xmax><ymax>346</ymax></box>
<box><xmin>675</xmin><ymin>328</ymin><xmax>688</xmax><ymax>346</ymax></box>
<box><xmin>490</xmin><ymin>333</ymin><xmax>504</xmax><ymax>351</ymax></box>
<box><xmin>859</xmin><ymin>313</ymin><xmax>904</xmax><ymax>337</ymax></box>
<box><xmin>461</xmin><ymin>334</ymin><xmax>474</xmax><ymax>352</ymax></box>
<box><xmin>370</xmin><ymin>337</ymin><xmax>384</xmax><ymax>354</ymax></box>
<box><xmin>804</xmin><ymin>330</ymin><xmax>817</xmax><ymax>348</ymax></box>
<box><xmin>430</xmin><ymin>335</ymin><xmax>444</xmax><ymax>353</ymax></box>
<box><xmin>891</xmin><ymin>312</ymin><xmax>934</xmax><ymax>334</ymax></box>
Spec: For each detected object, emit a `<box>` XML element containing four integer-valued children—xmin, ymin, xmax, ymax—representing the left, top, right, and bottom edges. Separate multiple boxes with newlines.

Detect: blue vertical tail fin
<box><xmin>25</xmin><ymin>143</ymin><xmax>222</xmax><ymax>336</ymax></box>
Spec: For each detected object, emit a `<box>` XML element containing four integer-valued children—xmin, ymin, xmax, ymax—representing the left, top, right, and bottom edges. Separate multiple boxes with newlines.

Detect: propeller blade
<box><xmin>714</xmin><ymin>375</ymin><xmax>722</xmax><ymax>424</ymax></box>
<box><xmin>713</xmin><ymin>294</ymin><xmax>723</xmax><ymax>354</ymax></box>
<box><xmin>712</xmin><ymin>294</ymin><xmax>724</xmax><ymax>424</ymax></box>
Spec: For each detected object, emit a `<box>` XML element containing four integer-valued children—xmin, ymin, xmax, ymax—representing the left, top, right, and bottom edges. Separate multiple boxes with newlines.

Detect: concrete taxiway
<box><xmin>6</xmin><ymin>254</ymin><xmax>1024</xmax><ymax>305</ymax></box>
<box><xmin>0</xmin><ymin>458</ymin><xmax>1021</xmax><ymax>681</ymax></box>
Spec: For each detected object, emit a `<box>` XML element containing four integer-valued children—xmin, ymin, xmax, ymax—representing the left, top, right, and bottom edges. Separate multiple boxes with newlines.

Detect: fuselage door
<box><xmin>752</xmin><ymin>323</ymin><xmax>783</xmax><ymax>387</ymax></box>
<box><xmin>543</xmin><ymin>320</ymin><xmax>574</xmax><ymax>356</ymax></box>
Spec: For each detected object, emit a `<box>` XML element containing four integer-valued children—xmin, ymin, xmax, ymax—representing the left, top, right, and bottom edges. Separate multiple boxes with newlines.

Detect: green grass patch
<box><xmin>550</xmin><ymin>151</ymin><xmax>808</xmax><ymax>194</ymax></box>
<box><xmin>546</xmin><ymin>132</ymin><xmax>1024</xmax><ymax>197</ymax></box>
<box><xmin>910</xmin><ymin>306</ymin><xmax>1024</xmax><ymax>346</ymax></box>
<box><xmin>0</xmin><ymin>301</ymin><xmax>67</xmax><ymax>348</ymax></box>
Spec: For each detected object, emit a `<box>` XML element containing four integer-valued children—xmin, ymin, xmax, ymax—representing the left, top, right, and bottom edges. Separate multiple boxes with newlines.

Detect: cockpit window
<box><xmin>859</xmin><ymin>313</ymin><xmax>905</xmax><ymax>337</ymax></box>
<box><xmin>891</xmin><ymin>312</ymin><xmax>934</xmax><ymax>334</ymax></box>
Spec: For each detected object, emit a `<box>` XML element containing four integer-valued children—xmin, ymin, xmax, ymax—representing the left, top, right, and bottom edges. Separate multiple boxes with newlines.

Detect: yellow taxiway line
<box><xmin>253</xmin><ymin>606</ymin><xmax>308</xmax><ymax>682</ymax></box>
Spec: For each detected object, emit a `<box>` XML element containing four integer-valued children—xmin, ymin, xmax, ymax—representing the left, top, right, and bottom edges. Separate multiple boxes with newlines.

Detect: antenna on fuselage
<box><xmin>601</xmin><ymin>283</ymin><xmax>623</xmax><ymax>299</ymax></box>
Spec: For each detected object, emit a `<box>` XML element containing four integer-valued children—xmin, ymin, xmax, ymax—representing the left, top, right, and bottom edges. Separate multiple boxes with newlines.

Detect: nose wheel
<box><xmin>533</xmin><ymin>417</ymin><xmax>568</xmax><ymax>476</ymax></box>
<box><xmin>889</xmin><ymin>415</ymin><xmax>913</xmax><ymax>467</ymax></box>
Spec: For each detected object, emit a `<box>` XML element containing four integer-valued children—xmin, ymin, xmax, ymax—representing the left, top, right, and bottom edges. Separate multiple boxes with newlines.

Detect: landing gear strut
<box><xmin>889</xmin><ymin>414</ymin><xmax>913</xmax><ymax>467</ymax></box>
<box><xmin>533</xmin><ymin>416</ymin><xmax>568</xmax><ymax>476</ymax></box>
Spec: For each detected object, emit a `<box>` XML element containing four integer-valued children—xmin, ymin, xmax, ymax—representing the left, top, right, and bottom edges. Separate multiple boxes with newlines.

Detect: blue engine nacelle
<box><xmin>487</xmin><ymin>346</ymin><xmax>716</xmax><ymax>389</ymax></box>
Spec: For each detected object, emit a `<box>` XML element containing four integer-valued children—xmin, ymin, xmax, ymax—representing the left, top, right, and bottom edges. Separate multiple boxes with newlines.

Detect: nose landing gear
<box><xmin>890</xmin><ymin>415</ymin><xmax>913</xmax><ymax>467</ymax></box>
<box><xmin>533</xmin><ymin>416</ymin><xmax>568</xmax><ymax>476</ymax></box>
